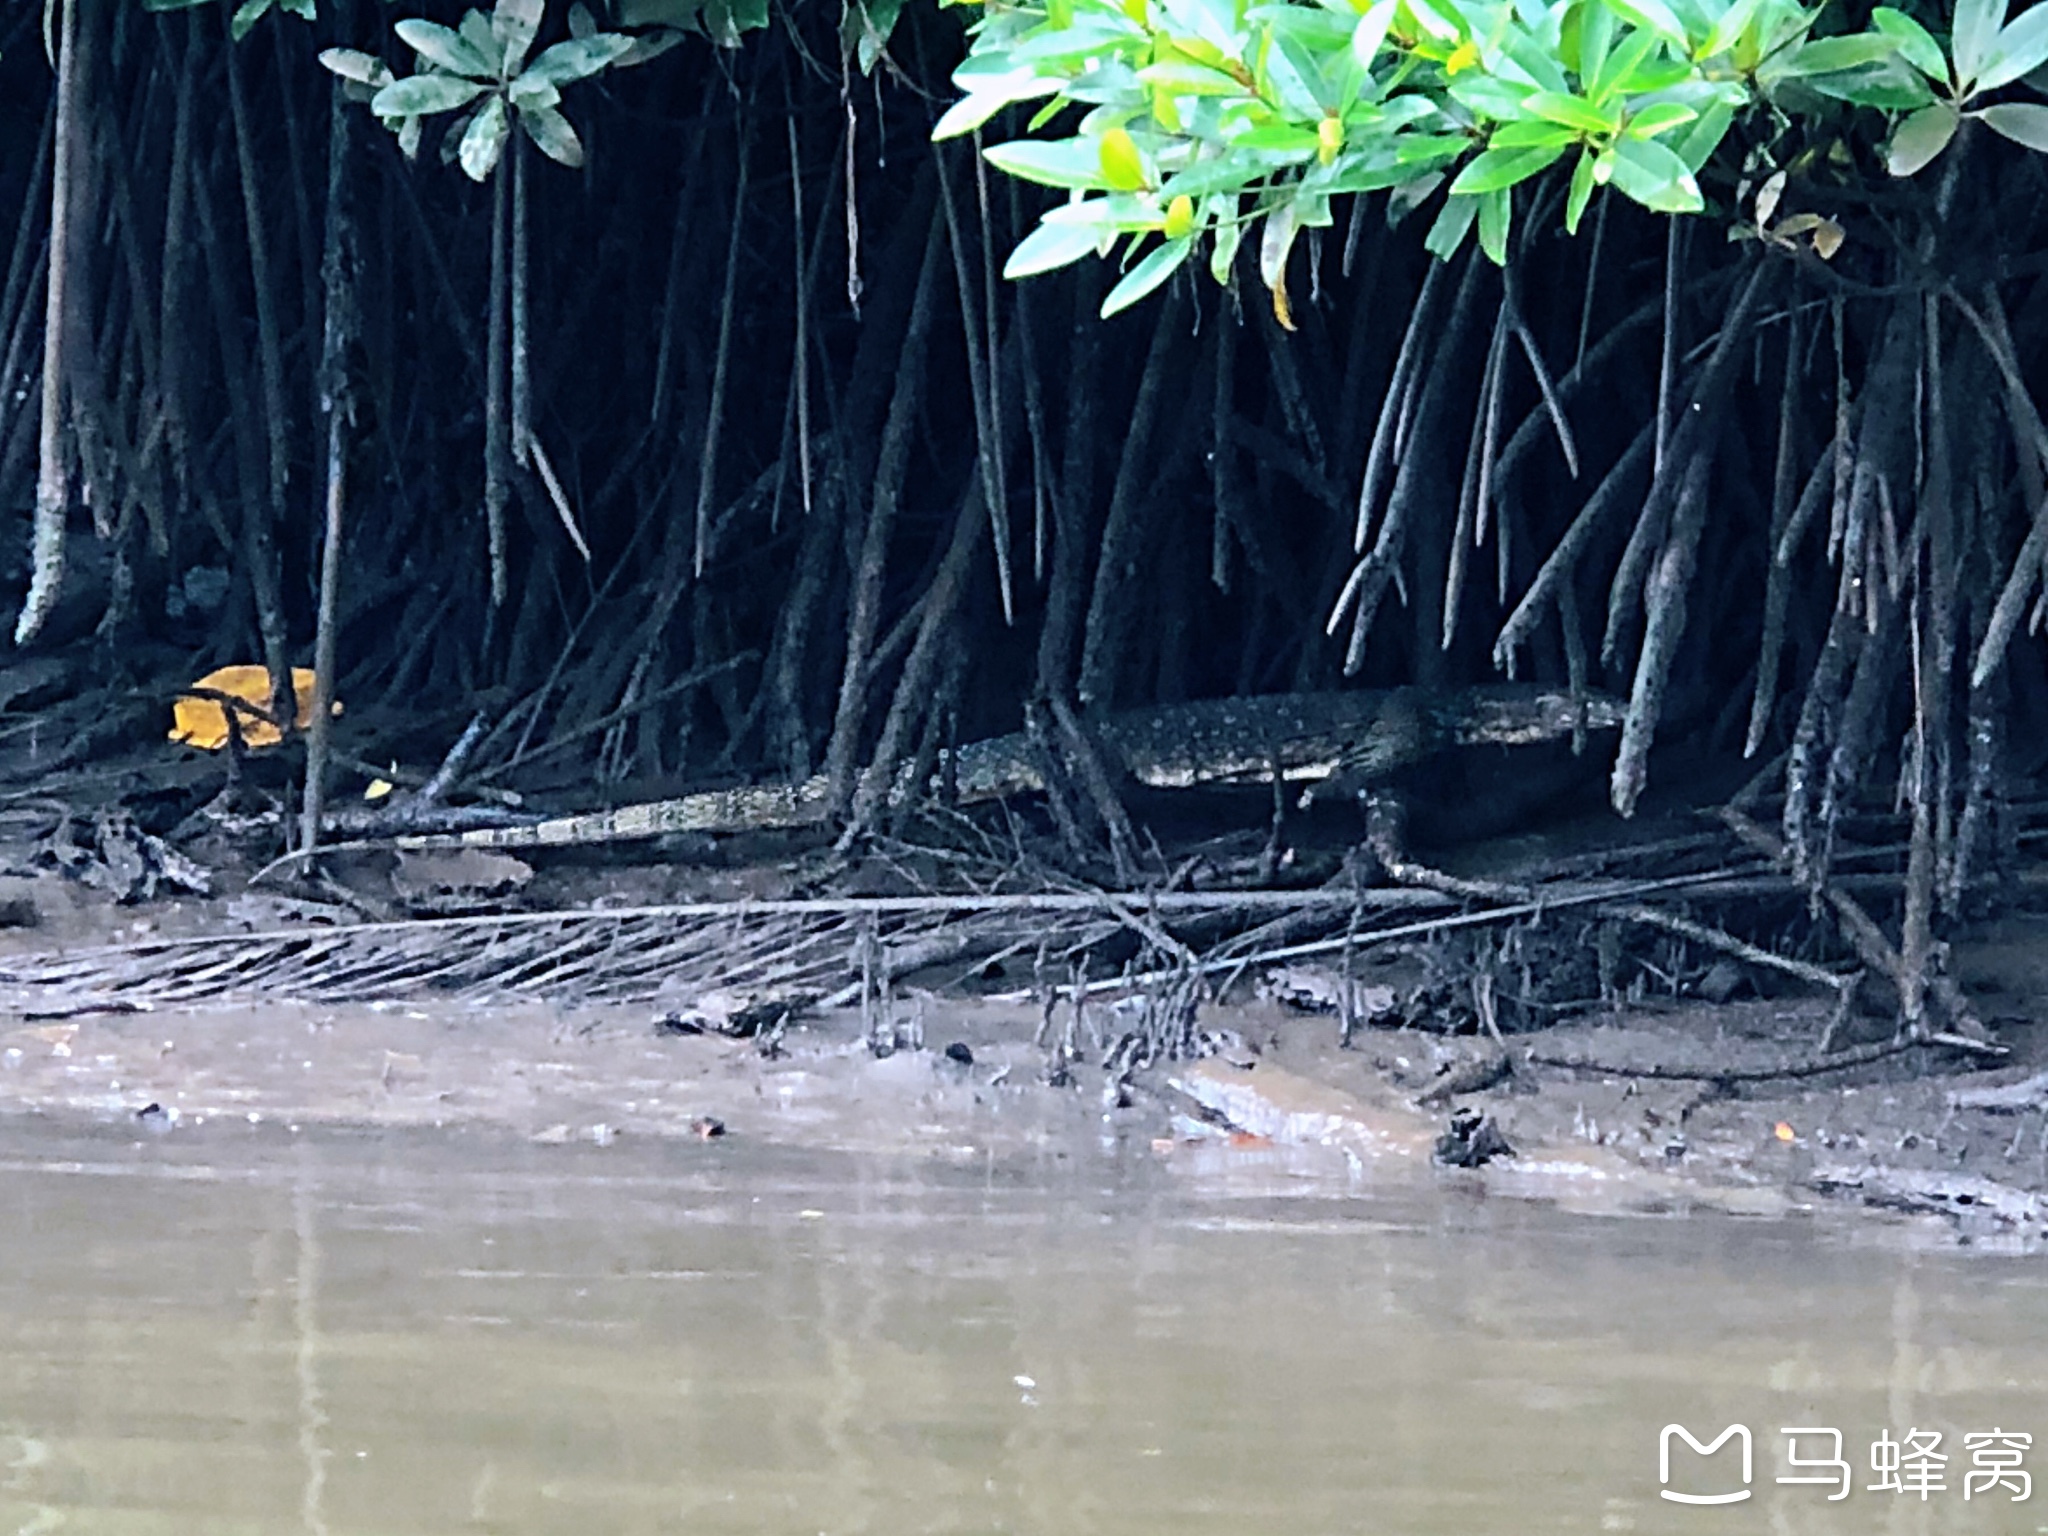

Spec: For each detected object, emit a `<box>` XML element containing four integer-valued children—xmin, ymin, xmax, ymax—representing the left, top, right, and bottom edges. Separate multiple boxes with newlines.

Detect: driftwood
<box><xmin>1810</xmin><ymin>1166</ymin><xmax>2046</xmax><ymax>1230</ymax></box>
<box><xmin>1948</xmin><ymin>1070</ymin><xmax>2048</xmax><ymax>1114</ymax></box>
<box><xmin>1524</xmin><ymin>1033</ymin><xmax>1933</xmax><ymax>1084</ymax></box>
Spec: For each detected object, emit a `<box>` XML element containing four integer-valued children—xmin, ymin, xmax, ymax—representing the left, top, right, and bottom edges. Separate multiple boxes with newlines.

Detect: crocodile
<box><xmin>381</xmin><ymin>684</ymin><xmax>1625</xmax><ymax>852</ymax></box>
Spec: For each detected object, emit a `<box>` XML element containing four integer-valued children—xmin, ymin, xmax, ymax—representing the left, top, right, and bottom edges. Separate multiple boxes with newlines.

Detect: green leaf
<box><xmin>493</xmin><ymin>0</ymin><xmax>545</xmax><ymax>73</ymax></box>
<box><xmin>1489</xmin><ymin>117</ymin><xmax>1580</xmax><ymax>147</ymax></box>
<box><xmin>934</xmin><ymin>79</ymin><xmax>1059</xmax><ymax>141</ymax></box>
<box><xmin>615</xmin><ymin>29</ymin><xmax>686</xmax><ymax>66</ymax></box>
<box><xmin>1872</xmin><ymin>7</ymin><xmax>1947</xmax><ymax>79</ymax></box>
<box><xmin>1672</xmin><ymin>99</ymin><xmax>1732</xmax><ymax>170</ymax></box>
<box><xmin>1602</xmin><ymin>0</ymin><xmax>1689</xmax><ymax>47</ymax></box>
<box><xmin>1450</xmin><ymin>142</ymin><xmax>1568</xmax><ymax>192</ymax></box>
<box><xmin>1424</xmin><ymin>188</ymin><xmax>1478</xmax><ymax>258</ymax></box>
<box><xmin>460</xmin><ymin>11</ymin><xmax>500</xmax><ymax>66</ymax></box>
<box><xmin>1607</xmin><ymin>133</ymin><xmax>1702</xmax><ymax>209</ymax></box>
<box><xmin>704</xmin><ymin>0</ymin><xmax>770</xmax><ymax>47</ymax></box>
<box><xmin>1625</xmin><ymin>101</ymin><xmax>1697</xmax><ymax>136</ymax></box>
<box><xmin>1352</xmin><ymin>0</ymin><xmax>1397</xmax><ymax>68</ymax></box>
<box><xmin>395</xmin><ymin>20</ymin><xmax>495</xmax><ymax>78</ymax></box>
<box><xmin>1379</xmin><ymin>94</ymin><xmax>1450</xmax><ymax>130</ymax></box>
<box><xmin>844</xmin><ymin>0</ymin><xmax>909</xmax><ymax>73</ymax></box>
<box><xmin>1319</xmin><ymin>155</ymin><xmax>1454</xmax><ymax>193</ymax></box>
<box><xmin>1099</xmin><ymin>125</ymin><xmax>1151</xmax><ymax>189</ymax></box>
<box><xmin>320</xmin><ymin>47</ymin><xmax>395</xmax><ymax>87</ymax></box>
<box><xmin>1500</xmin><ymin>27</ymin><xmax>1573</xmax><ymax>93</ymax></box>
<box><xmin>1260</xmin><ymin>30</ymin><xmax>1329</xmax><ymax>118</ymax></box>
<box><xmin>1804</xmin><ymin>58</ymin><xmax>1937</xmax><ymax>108</ymax></box>
<box><xmin>521</xmin><ymin>34</ymin><xmax>633</xmax><ymax>86</ymax></box>
<box><xmin>1977</xmin><ymin>2</ymin><xmax>2048</xmax><ymax>90</ymax></box>
<box><xmin>1211</xmin><ymin>213</ymin><xmax>1244</xmax><ymax>283</ymax></box>
<box><xmin>1155</xmin><ymin>150</ymin><xmax>1266</xmax><ymax>199</ymax></box>
<box><xmin>230</xmin><ymin>0</ymin><xmax>274</xmax><ymax>42</ymax></box>
<box><xmin>1135</xmin><ymin>60</ymin><xmax>1253</xmax><ymax>94</ymax></box>
<box><xmin>1564</xmin><ymin>145</ymin><xmax>1597</xmax><ymax>231</ymax></box>
<box><xmin>1013</xmin><ymin>15</ymin><xmax>1149</xmax><ymax>65</ymax></box>
<box><xmin>1405</xmin><ymin>0</ymin><xmax>1465</xmax><ymax>45</ymax></box>
<box><xmin>1042</xmin><ymin>192</ymin><xmax>1165</xmax><ymax>229</ymax></box>
<box><xmin>983</xmin><ymin>139</ymin><xmax>1116</xmax><ymax>190</ymax></box>
<box><xmin>1574</xmin><ymin>1</ymin><xmax>1617</xmax><ymax>88</ymax></box>
<box><xmin>1157</xmin><ymin>0</ymin><xmax>1249</xmax><ymax>57</ymax></box>
<box><xmin>460</xmin><ymin>94</ymin><xmax>512</xmax><ymax>179</ymax></box>
<box><xmin>442</xmin><ymin>102</ymin><xmax>479</xmax><ymax>167</ymax></box>
<box><xmin>1101</xmin><ymin>235</ymin><xmax>1193</xmax><ymax>316</ymax></box>
<box><xmin>1448</xmin><ymin>73</ymin><xmax>1536</xmax><ymax>119</ymax></box>
<box><xmin>1887</xmin><ymin>100</ymin><xmax>1958</xmax><ymax>174</ymax></box>
<box><xmin>519</xmin><ymin>101</ymin><xmax>586</xmax><ymax>166</ymax></box>
<box><xmin>1615</xmin><ymin>55</ymin><xmax>1696</xmax><ymax>92</ymax></box>
<box><xmin>371</xmin><ymin>74</ymin><xmax>490</xmax><ymax>117</ymax></box>
<box><xmin>1476</xmin><ymin>184</ymin><xmax>1511</xmax><ymax>262</ymax></box>
<box><xmin>1586</xmin><ymin>25</ymin><xmax>1657</xmax><ymax>104</ymax></box>
<box><xmin>1949</xmin><ymin>0</ymin><xmax>1998</xmax><ymax>87</ymax></box>
<box><xmin>1783</xmin><ymin>34</ymin><xmax>1905</xmax><ymax>75</ymax></box>
<box><xmin>1954</xmin><ymin>0</ymin><xmax>2006</xmax><ymax>86</ymax></box>
<box><xmin>937</xmin><ymin>94</ymin><xmax>1015</xmax><ymax>143</ymax></box>
<box><xmin>1395</xmin><ymin>131</ymin><xmax>1474</xmax><ymax>165</ymax></box>
<box><xmin>508</xmin><ymin>74</ymin><xmax>561</xmax><ymax>110</ymax></box>
<box><xmin>1524</xmin><ymin>89</ymin><xmax>1617</xmax><ymax>132</ymax></box>
<box><xmin>1698</xmin><ymin>0</ymin><xmax>1765</xmax><ymax>59</ymax></box>
<box><xmin>1007</xmin><ymin>220</ymin><xmax>1110</xmax><ymax>278</ymax></box>
<box><xmin>1975</xmin><ymin>99</ymin><xmax>2048</xmax><ymax>150</ymax></box>
<box><xmin>1232</xmin><ymin>124</ymin><xmax>1324</xmax><ymax>154</ymax></box>
<box><xmin>280</xmin><ymin>0</ymin><xmax>315</xmax><ymax>19</ymax></box>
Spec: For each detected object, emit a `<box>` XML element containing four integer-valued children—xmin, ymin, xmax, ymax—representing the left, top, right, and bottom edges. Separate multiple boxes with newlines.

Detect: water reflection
<box><xmin>0</xmin><ymin>1122</ymin><xmax>2043</xmax><ymax>1534</ymax></box>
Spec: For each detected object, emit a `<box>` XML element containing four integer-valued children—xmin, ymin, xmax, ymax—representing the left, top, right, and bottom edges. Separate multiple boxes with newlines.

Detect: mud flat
<box><xmin>5</xmin><ymin>939</ymin><xmax>2048</xmax><ymax>1248</ymax></box>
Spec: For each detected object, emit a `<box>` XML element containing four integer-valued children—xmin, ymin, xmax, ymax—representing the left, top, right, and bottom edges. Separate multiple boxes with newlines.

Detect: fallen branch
<box><xmin>1524</xmin><ymin>1032</ymin><xmax>1928</xmax><ymax>1083</ymax></box>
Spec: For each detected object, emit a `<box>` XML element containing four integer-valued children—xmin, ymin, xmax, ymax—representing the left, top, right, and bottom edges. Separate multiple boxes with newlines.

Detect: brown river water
<box><xmin>2</xmin><ymin>1116</ymin><xmax>2046</xmax><ymax>1535</ymax></box>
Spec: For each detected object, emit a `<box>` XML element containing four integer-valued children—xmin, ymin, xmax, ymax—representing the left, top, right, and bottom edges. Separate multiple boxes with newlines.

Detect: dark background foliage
<box><xmin>0</xmin><ymin>0</ymin><xmax>2044</xmax><ymax>856</ymax></box>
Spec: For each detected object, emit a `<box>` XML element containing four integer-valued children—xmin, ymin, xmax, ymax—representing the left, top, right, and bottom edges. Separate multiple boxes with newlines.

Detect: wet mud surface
<box><xmin>2</xmin><ymin>898</ymin><xmax>2047</xmax><ymax>1247</ymax></box>
<box><xmin>0</xmin><ymin>770</ymin><xmax>2045</xmax><ymax>1248</ymax></box>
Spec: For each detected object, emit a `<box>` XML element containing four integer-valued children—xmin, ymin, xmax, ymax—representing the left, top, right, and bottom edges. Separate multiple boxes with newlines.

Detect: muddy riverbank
<box><xmin>5</xmin><ymin>899</ymin><xmax>2048</xmax><ymax>1247</ymax></box>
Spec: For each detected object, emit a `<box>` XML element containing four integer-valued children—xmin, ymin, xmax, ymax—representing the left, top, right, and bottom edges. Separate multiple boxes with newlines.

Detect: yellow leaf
<box><xmin>365</xmin><ymin>777</ymin><xmax>395</xmax><ymax>802</ymax></box>
<box><xmin>1099</xmin><ymin>126</ymin><xmax>1150</xmax><ymax>191</ymax></box>
<box><xmin>1163</xmin><ymin>193</ymin><xmax>1196</xmax><ymax>239</ymax></box>
<box><xmin>1317</xmin><ymin>115</ymin><xmax>1343</xmax><ymax>164</ymax></box>
<box><xmin>1271</xmin><ymin>277</ymin><xmax>1295</xmax><ymax>332</ymax></box>
<box><xmin>169</xmin><ymin>665</ymin><xmax>339</xmax><ymax>751</ymax></box>
<box><xmin>1445</xmin><ymin>39</ymin><xmax>1479</xmax><ymax>73</ymax></box>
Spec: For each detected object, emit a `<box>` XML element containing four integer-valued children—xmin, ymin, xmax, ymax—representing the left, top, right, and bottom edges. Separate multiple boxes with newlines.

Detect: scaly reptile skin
<box><xmin>392</xmin><ymin>685</ymin><xmax>1625</xmax><ymax>851</ymax></box>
